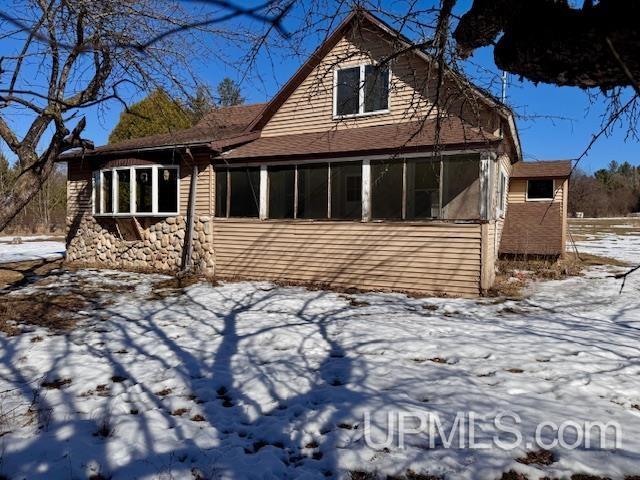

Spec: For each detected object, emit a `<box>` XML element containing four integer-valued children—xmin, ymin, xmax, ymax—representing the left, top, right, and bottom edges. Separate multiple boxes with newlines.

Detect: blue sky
<box><xmin>2</xmin><ymin>1</ymin><xmax>637</xmax><ymax>174</ymax></box>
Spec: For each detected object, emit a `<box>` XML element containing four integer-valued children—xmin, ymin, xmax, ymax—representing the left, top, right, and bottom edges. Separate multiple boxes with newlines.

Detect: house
<box><xmin>59</xmin><ymin>9</ymin><xmax>569</xmax><ymax>297</ymax></box>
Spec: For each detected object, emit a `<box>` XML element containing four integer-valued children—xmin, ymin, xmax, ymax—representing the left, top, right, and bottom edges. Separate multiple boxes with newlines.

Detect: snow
<box><xmin>0</xmin><ymin>238</ymin><xmax>65</xmax><ymax>264</ymax></box>
<box><xmin>570</xmin><ymin>226</ymin><xmax>639</xmax><ymax>265</ymax></box>
<box><xmin>1</xmin><ymin>227</ymin><xmax>639</xmax><ymax>479</ymax></box>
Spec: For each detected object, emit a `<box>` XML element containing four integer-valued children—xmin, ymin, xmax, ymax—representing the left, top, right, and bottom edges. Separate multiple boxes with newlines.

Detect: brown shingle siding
<box><xmin>499</xmin><ymin>203</ymin><xmax>564</xmax><ymax>255</ymax></box>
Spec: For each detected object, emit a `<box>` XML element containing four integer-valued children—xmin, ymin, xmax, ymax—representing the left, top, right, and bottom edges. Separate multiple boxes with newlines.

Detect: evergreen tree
<box><xmin>188</xmin><ymin>85</ymin><xmax>215</xmax><ymax>123</ymax></box>
<box><xmin>216</xmin><ymin>78</ymin><xmax>245</xmax><ymax>107</ymax></box>
<box><xmin>108</xmin><ymin>89</ymin><xmax>193</xmax><ymax>144</ymax></box>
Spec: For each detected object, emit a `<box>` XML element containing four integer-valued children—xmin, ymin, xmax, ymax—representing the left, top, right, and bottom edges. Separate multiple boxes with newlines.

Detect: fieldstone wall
<box><xmin>66</xmin><ymin>215</ymin><xmax>215</xmax><ymax>274</ymax></box>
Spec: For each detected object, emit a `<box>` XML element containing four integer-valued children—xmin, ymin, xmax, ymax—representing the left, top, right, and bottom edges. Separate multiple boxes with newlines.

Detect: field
<box><xmin>0</xmin><ymin>220</ymin><xmax>638</xmax><ymax>480</ymax></box>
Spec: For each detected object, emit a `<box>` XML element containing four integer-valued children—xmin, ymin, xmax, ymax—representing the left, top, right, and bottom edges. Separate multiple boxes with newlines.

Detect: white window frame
<box><xmin>497</xmin><ymin>168</ymin><xmax>507</xmax><ymax>216</ymax></box>
<box><xmin>525</xmin><ymin>178</ymin><xmax>555</xmax><ymax>202</ymax></box>
<box><xmin>93</xmin><ymin>164</ymin><xmax>180</xmax><ymax>217</ymax></box>
<box><xmin>333</xmin><ymin>63</ymin><xmax>391</xmax><ymax>119</ymax></box>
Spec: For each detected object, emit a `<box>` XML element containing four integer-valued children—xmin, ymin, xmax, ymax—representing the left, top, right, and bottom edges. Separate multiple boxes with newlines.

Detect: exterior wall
<box><xmin>507</xmin><ymin>178</ymin><xmax>564</xmax><ymax>204</ymax></box>
<box><xmin>500</xmin><ymin>177</ymin><xmax>567</xmax><ymax>256</ymax></box>
<box><xmin>211</xmin><ymin>220</ymin><xmax>482</xmax><ymax>296</ymax></box>
<box><xmin>65</xmin><ymin>155</ymin><xmax>215</xmax><ymax>273</ymax></box>
<box><xmin>179</xmin><ymin>154</ymin><xmax>215</xmax><ymax>216</ymax></box>
<box><xmin>261</xmin><ymin>28</ymin><xmax>499</xmax><ymax>137</ymax></box>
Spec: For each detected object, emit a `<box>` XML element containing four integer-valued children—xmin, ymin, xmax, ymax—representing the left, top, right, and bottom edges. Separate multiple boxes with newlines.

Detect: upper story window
<box><xmin>93</xmin><ymin>165</ymin><xmax>179</xmax><ymax>216</ymax></box>
<box><xmin>334</xmin><ymin>64</ymin><xmax>389</xmax><ymax>117</ymax></box>
<box><xmin>527</xmin><ymin>179</ymin><xmax>554</xmax><ymax>201</ymax></box>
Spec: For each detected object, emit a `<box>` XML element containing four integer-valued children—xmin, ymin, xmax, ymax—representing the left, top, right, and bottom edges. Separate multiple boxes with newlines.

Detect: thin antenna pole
<box><xmin>501</xmin><ymin>71</ymin><xmax>508</xmax><ymax>103</ymax></box>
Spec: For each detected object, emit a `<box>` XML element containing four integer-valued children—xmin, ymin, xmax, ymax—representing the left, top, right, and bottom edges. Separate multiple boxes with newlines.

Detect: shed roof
<box><xmin>222</xmin><ymin>118</ymin><xmax>499</xmax><ymax>161</ymax></box>
<box><xmin>511</xmin><ymin>160</ymin><xmax>572</xmax><ymax>179</ymax></box>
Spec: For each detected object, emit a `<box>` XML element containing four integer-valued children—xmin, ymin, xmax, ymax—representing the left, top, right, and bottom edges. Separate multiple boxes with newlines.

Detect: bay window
<box><xmin>93</xmin><ymin>165</ymin><xmax>179</xmax><ymax>216</ymax></box>
<box><xmin>334</xmin><ymin>64</ymin><xmax>389</xmax><ymax>117</ymax></box>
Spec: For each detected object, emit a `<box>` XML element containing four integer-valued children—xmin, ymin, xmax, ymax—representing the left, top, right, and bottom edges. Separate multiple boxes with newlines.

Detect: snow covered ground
<box><xmin>0</xmin><ymin>236</ymin><xmax>65</xmax><ymax>264</ymax></box>
<box><xmin>0</xmin><ymin>226</ymin><xmax>639</xmax><ymax>479</ymax></box>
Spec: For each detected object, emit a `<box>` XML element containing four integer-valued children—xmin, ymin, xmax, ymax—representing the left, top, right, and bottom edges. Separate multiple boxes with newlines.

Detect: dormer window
<box><xmin>334</xmin><ymin>64</ymin><xmax>389</xmax><ymax>117</ymax></box>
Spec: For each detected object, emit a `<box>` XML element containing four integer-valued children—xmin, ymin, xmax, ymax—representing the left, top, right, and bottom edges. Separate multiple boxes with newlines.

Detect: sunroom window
<box><xmin>335</xmin><ymin>64</ymin><xmax>389</xmax><ymax>116</ymax></box>
<box><xmin>215</xmin><ymin>167</ymin><xmax>260</xmax><ymax>218</ymax></box>
<box><xmin>93</xmin><ymin>165</ymin><xmax>179</xmax><ymax>216</ymax></box>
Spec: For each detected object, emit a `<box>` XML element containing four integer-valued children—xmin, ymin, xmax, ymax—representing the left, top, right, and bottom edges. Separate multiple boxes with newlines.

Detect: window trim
<box><xmin>525</xmin><ymin>178</ymin><xmax>555</xmax><ymax>202</ymax></box>
<box><xmin>332</xmin><ymin>63</ymin><xmax>391</xmax><ymax>119</ymax></box>
<box><xmin>497</xmin><ymin>168</ymin><xmax>507</xmax><ymax>216</ymax></box>
<box><xmin>93</xmin><ymin>164</ymin><xmax>180</xmax><ymax>217</ymax></box>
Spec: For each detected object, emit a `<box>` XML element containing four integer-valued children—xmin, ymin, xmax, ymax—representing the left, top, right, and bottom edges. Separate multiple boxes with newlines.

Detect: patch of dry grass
<box><xmin>489</xmin><ymin>251</ymin><xmax>626</xmax><ymax>298</ymax></box>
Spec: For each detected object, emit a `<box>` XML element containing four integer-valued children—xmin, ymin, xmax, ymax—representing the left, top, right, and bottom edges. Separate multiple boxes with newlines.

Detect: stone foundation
<box><xmin>66</xmin><ymin>215</ymin><xmax>215</xmax><ymax>274</ymax></box>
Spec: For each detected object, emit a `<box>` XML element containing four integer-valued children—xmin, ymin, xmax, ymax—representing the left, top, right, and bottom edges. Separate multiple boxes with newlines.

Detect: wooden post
<box><xmin>182</xmin><ymin>154</ymin><xmax>198</xmax><ymax>272</ymax></box>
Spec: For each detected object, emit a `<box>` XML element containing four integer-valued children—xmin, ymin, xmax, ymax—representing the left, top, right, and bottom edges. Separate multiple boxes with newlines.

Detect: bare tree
<box><xmin>0</xmin><ymin>0</ymin><xmax>289</xmax><ymax>231</ymax></box>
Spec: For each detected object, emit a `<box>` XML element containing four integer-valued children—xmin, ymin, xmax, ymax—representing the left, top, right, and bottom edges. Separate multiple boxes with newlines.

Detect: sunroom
<box><xmin>214</xmin><ymin>153</ymin><xmax>492</xmax><ymax>222</ymax></box>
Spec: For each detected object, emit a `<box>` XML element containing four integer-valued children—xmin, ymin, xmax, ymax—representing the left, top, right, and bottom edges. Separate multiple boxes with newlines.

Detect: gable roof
<box><xmin>60</xmin><ymin>103</ymin><xmax>266</xmax><ymax>159</ymax></box>
<box><xmin>246</xmin><ymin>9</ymin><xmax>521</xmax><ymax>161</ymax></box>
<box><xmin>223</xmin><ymin>117</ymin><xmax>499</xmax><ymax>161</ymax></box>
<box><xmin>511</xmin><ymin>160</ymin><xmax>572</xmax><ymax>179</ymax></box>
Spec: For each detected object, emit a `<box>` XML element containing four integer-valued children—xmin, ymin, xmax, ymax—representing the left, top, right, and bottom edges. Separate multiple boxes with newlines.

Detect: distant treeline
<box><xmin>569</xmin><ymin>161</ymin><xmax>640</xmax><ymax>217</ymax></box>
<box><xmin>0</xmin><ymin>153</ymin><xmax>67</xmax><ymax>234</ymax></box>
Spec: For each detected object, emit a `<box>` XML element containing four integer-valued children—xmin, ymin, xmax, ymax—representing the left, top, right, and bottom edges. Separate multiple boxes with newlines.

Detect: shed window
<box><xmin>297</xmin><ymin>163</ymin><xmax>328</xmax><ymax>219</ymax></box>
<box><xmin>268</xmin><ymin>165</ymin><xmax>295</xmax><ymax>219</ymax></box>
<box><xmin>330</xmin><ymin>162</ymin><xmax>362</xmax><ymax>219</ymax></box>
<box><xmin>371</xmin><ymin>159</ymin><xmax>403</xmax><ymax>219</ymax></box>
<box><xmin>93</xmin><ymin>165</ymin><xmax>178</xmax><ymax>216</ymax></box>
<box><xmin>335</xmin><ymin>64</ymin><xmax>389</xmax><ymax>117</ymax></box>
<box><xmin>527</xmin><ymin>179</ymin><xmax>554</xmax><ymax>200</ymax></box>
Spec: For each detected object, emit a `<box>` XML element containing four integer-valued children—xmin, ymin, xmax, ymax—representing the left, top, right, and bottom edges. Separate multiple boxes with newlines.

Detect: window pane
<box><xmin>528</xmin><ymin>179</ymin><xmax>554</xmax><ymax>199</ymax></box>
<box><xmin>215</xmin><ymin>169</ymin><xmax>228</xmax><ymax>217</ymax></box>
<box><xmin>116</xmin><ymin>170</ymin><xmax>130</xmax><ymax>213</ymax></box>
<box><xmin>135</xmin><ymin>168</ymin><xmax>153</xmax><ymax>213</ymax></box>
<box><xmin>93</xmin><ymin>171</ymin><xmax>101</xmax><ymax>214</ymax></box>
<box><xmin>442</xmin><ymin>155</ymin><xmax>480</xmax><ymax>219</ymax></box>
<box><xmin>406</xmin><ymin>159</ymin><xmax>440</xmax><ymax>219</ymax></box>
<box><xmin>268</xmin><ymin>165</ymin><xmax>295</xmax><ymax>219</ymax></box>
<box><xmin>336</xmin><ymin>67</ymin><xmax>360</xmax><ymax>116</ymax></box>
<box><xmin>297</xmin><ymin>163</ymin><xmax>328</xmax><ymax>219</ymax></box>
<box><xmin>364</xmin><ymin>65</ymin><xmax>389</xmax><ymax>112</ymax></box>
<box><xmin>230</xmin><ymin>167</ymin><xmax>260</xmax><ymax>217</ymax></box>
<box><xmin>158</xmin><ymin>167</ymin><xmax>178</xmax><ymax>213</ymax></box>
<box><xmin>371</xmin><ymin>160</ymin><xmax>402</xmax><ymax>219</ymax></box>
<box><xmin>103</xmin><ymin>171</ymin><xmax>113</xmax><ymax>214</ymax></box>
<box><xmin>330</xmin><ymin>161</ymin><xmax>361</xmax><ymax>219</ymax></box>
